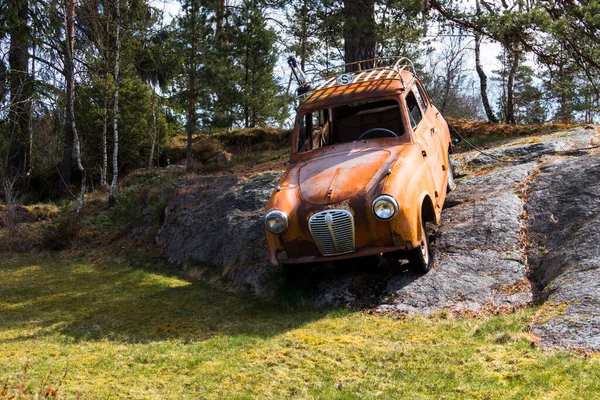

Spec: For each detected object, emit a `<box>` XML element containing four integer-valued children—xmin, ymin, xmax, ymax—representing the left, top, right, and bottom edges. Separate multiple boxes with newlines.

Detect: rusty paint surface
<box><xmin>265</xmin><ymin>69</ymin><xmax>452</xmax><ymax>266</ymax></box>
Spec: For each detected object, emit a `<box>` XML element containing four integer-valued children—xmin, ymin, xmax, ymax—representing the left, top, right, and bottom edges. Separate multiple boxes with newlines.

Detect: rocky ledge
<box><xmin>156</xmin><ymin>126</ymin><xmax>600</xmax><ymax>351</ymax></box>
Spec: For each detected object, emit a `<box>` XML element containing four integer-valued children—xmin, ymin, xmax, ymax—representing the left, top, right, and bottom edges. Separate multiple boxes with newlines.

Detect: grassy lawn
<box><xmin>1</xmin><ymin>257</ymin><xmax>599</xmax><ymax>399</ymax></box>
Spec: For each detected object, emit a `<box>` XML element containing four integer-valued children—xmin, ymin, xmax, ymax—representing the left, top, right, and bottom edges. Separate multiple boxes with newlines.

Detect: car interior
<box><xmin>297</xmin><ymin>99</ymin><xmax>406</xmax><ymax>152</ymax></box>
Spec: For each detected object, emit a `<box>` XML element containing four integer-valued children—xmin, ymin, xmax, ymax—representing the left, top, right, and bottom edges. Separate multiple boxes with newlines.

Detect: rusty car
<box><xmin>265</xmin><ymin>57</ymin><xmax>455</xmax><ymax>274</ymax></box>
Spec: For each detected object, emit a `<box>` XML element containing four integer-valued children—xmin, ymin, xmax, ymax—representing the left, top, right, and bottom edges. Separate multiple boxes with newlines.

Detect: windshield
<box><xmin>296</xmin><ymin>99</ymin><xmax>405</xmax><ymax>153</ymax></box>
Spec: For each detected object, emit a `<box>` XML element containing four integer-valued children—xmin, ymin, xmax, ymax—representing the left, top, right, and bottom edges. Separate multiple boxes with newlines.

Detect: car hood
<box><xmin>298</xmin><ymin>148</ymin><xmax>394</xmax><ymax>205</ymax></box>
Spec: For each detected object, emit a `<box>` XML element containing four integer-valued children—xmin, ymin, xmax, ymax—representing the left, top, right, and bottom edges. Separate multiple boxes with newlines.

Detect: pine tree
<box><xmin>177</xmin><ymin>0</ymin><xmax>208</xmax><ymax>170</ymax></box>
<box><xmin>5</xmin><ymin>0</ymin><xmax>32</xmax><ymax>177</ymax></box>
<box><xmin>235</xmin><ymin>0</ymin><xmax>284</xmax><ymax>128</ymax></box>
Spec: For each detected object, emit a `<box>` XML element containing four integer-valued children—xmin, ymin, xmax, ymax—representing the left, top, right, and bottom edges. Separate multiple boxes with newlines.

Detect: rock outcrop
<box><xmin>526</xmin><ymin>153</ymin><xmax>600</xmax><ymax>351</ymax></box>
<box><xmin>377</xmin><ymin>163</ymin><xmax>534</xmax><ymax>315</ymax></box>
<box><xmin>156</xmin><ymin>172</ymin><xmax>281</xmax><ymax>292</ymax></box>
<box><xmin>156</xmin><ymin>126</ymin><xmax>600</xmax><ymax>351</ymax></box>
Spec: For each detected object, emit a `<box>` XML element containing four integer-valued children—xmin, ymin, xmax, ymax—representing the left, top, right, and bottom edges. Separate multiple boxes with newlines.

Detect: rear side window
<box><xmin>405</xmin><ymin>91</ymin><xmax>422</xmax><ymax>129</ymax></box>
<box><xmin>414</xmin><ymin>83</ymin><xmax>428</xmax><ymax>111</ymax></box>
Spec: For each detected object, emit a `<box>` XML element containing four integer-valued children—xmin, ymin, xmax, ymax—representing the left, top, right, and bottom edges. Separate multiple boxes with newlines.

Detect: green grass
<box><xmin>1</xmin><ymin>256</ymin><xmax>600</xmax><ymax>399</ymax></box>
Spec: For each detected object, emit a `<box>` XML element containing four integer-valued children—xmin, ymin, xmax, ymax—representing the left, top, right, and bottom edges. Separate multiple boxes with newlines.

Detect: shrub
<box><xmin>42</xmin><ymin>216</ymin><xmax>82</xmax><ymax>251</ymax></box>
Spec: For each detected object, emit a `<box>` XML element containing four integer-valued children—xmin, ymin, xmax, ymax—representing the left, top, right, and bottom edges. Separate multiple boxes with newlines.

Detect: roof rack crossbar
<box><xmin>297</xmin><ymin>56</ymin><xmax>416</xmax><ymax>99</ymax></box>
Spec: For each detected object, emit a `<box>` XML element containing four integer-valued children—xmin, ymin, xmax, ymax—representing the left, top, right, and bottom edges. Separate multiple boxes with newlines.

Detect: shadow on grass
<box><xmin>0</xmin><ymin>257</ymin><xmax>330</xmax><ymax>344</ymax></box>
<box><xmin>0</xmin><ymin>253</ymin><xmax>429</xmax><ymax>345</ymax></box>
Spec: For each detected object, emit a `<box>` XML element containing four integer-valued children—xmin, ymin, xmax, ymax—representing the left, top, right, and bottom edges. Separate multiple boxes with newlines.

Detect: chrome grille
<box><xmin>309</xmin><ymin>210</ymin><xmax>355</xmax><ymax>256</ymax></box>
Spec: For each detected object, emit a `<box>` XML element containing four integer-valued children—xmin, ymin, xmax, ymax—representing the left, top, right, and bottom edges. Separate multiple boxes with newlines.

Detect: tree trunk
<box><xmin>186</xmin><ymin>88</ymin><xmax>195</xmax><ymax>172</ymax></box>
<box><xmin>148</xmin><ymin>88</ymin><xmax>157</xmax><ymax>170</ymax></box>
<box><xmin>440</xmin><ymin>64</ymin><xmax>452</xmax><ymax>113</ymax></box>
<box><xmin>244</xmin><ymin>40</ymin><xmax>250</xmax><ymax>128</ymax></box>
<box><xmin>156</xmin><ymin>95</ymin><xmax>161</xmax><ymax>167</ymax></box>
<box><xmin>216</xmin><ymin>0</ymin><xmax>228</xmax><ymax>45</ymax></box>
<box><xmin>505</xmin><ymin>50</ymin><xmax>518</xmax><ymax>124</ymax></box>
<box><xmin>63</xmin><ymin>0</ymin><xmax>86</xmax><ymax>215</ymax></box>
<box><xmin>6</xmin><ymin>0</ymin><xmax>31</xmax><ymax>177</ymax></box>
<box><xmin>299</xmin><ymin>0</ymin><xmax>308</xmax><ymax>71</ymax></box>
<box><xmin>186</xmin><ymin>1</ymin><xmax>197</xmax><ymax>173</ymax></box>
<box><xmin>343</xmin><ymin>0</ymin><xmax>376</xmax><ymax>72</ymax></box>
<box><xmin>475</xmin><ymin>32</ymin><xmax>498</xmax><ymax>123</ymax></box>
<box><xmin>59</xmin><ymin>0</ymin><xmax>78</xmax><ymax>194</ymax></box>
<box><xmin>109</xmin><ymin>0</ymin><xmax>121</xmax><ymax>207</ymax></box>
<box><xmin>100</xmin><ymin>18</ymin><xmax>110</xmax><ymax>188</ymax></box>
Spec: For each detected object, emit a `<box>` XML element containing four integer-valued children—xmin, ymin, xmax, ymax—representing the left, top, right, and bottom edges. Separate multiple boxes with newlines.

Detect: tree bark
<box><xmin>109</xmin><ymin>0</ymin><xmax>121</xmax><ymax>207</ymax></box>
<box><xmin>505</xmin><ymin>50</ymin><xmax>518</xmax><ymax>124</ymax></box>
<box><xmin>6</xmin><ymin>0</ymin><xmax>32</xmax><ymax>177</ymax></box>
<box><xmin>63</xmin><ymin>0</ymin><xmax>86</xmax><ymax>215</ymax></box>
<box><xmin>299</xmin><ymin>0</ymin><xmax>308</xmax><ymax>71</ymax></box>
<box><xmin>185</xmin><ymin>1</ymin><xmax>197</xmax><ymax>172</ymax></box>
<box><xmin>148</xmin><ymin>88</ymin><xmax>157</xmax><ymax>170</ymax></box>
<box><xmin>59</xmin><ymin>0</ymin><xmax>77</xmax><ymax>194</ymax></box>
<box><xmin>216</xmin><ymin>0</ymin><xmax>228</xmax><ymax>45</ymax></box>
<box><xmin>100</xmin><ymin>17</ymin><xmax>110</xmax><ymax>187</ymax></box>
<box><xmin>475</xmin><ymin>32</ymin><xmax>499</xmax><ymax>123</ymax></box>
<box><xmin>343</xmin><ymin>0</ymin><xmax>376</xmax><ymax>72</ymax></box>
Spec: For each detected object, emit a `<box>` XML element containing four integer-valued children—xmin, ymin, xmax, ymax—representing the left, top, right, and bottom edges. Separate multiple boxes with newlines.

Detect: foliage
<box><xmin>1</xmin><ymin>0</ymin><xmax>599</xmax><ymax>203</ymax></box>
<box><xmin>175</xmin><ymin>0</ymin><xmax>287</xmax><ymax>130</ymax></box>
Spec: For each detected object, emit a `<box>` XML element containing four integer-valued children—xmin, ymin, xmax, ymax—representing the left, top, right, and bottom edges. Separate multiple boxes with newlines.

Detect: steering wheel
<box><xmin>357</xmin><ymin>128</ymin><xmax>398</xmax><ymax>140</ymax></box>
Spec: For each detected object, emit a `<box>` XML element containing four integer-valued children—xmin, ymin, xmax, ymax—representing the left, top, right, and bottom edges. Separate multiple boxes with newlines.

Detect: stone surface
<box><xmin>156</xmin><ymin>172</ymin><xmax>281</xmax><ymax>293</ymax></box>
<box><xmin>467</xmin><ymin>126</ymin><xmax>597</xmax><ymax>167</ymax></box>
<box><xmin>377</xmin><ymin>164</ymin><xmax>535</xmax><ymax>314</ymax></box>
<box><xmin>156</xmin><ymin>126</ymin><xmax>600</xmax><ymax>350</ymax></box>
<box><xmin>526</xmin><ymin>154</ymin><xmax>600</xmax><ymax>351</ymax></box>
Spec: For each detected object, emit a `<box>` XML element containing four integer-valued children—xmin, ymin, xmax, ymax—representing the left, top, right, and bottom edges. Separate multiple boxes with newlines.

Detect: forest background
<box><xmin>1</xmin><ymin>0</ymin><xmax>599</xmax><ymax>211</ymax></box>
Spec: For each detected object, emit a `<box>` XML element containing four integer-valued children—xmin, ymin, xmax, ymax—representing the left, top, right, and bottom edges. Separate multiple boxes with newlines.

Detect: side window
<box><xmin>414</xmin><ymin>83</ymin><xmax>429</xmax><ymax>111</ymax></box>
<box><xmin>298</xmin><ymin>113</ymin><xmax>312</xmax><ymax>152</ymax></box>
<box><xmin>405</xmin><ymin>91</ymin><xmax>422</xmax><ymax>130</ymax></box>
<box><xmin>298</xmin><ymin>109</ymin><xmax>331</xmax><ymax>152</ymax></box>
<box><xmin>312</xmin><ymin>109</ymin><xmax>324</xmax><ymax>128</ymax></box>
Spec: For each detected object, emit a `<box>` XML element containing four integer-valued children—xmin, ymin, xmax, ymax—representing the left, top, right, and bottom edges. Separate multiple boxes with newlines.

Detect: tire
<box><xmin>447</xmin><ymin>153</ymin><xmax>456</xmax><ymax>193</ymax></box>
<box><xmin>408</xmin><ymin>220</ymin><xmax>433</xmax><ymax>273</ymax></box>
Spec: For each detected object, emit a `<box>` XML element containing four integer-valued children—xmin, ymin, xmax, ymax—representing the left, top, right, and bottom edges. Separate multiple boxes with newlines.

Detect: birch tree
<box><xmin>108</xmin><ymin>0</ymin><xmax>120</xmax><ymax>207</ymax></box>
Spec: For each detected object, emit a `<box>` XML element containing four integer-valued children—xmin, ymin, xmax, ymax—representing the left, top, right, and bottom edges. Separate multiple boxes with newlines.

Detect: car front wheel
<box><xmin>408</xmin><ymin>220</ymin><xmax>433</xmax><ymax>273</ymax></box>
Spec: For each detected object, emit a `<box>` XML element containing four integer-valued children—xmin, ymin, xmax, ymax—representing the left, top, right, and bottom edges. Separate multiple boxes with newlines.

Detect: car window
<box><xmin>298</xmin><ymin>113</ymin><xmax>312</xmax><ymax>152</ymax></box>
<box><xmin>331</xmin><ymin>100</ymin><xmax>404</xmax><ymax>143</ymax></box>
<box><xmin>414</xmin><ymin>83</ymin><xmax>428</xmax><ymax>111</ymax></box>
<box><xmin>297</xmin><ymin>100</ymin><xmax>405</xmax><ymax>152</ymax></box>
<box><xmin>298</xmin><ymin>110</ymin><xmax>331</xmax><ymax>152</ymax></box>
<box><xmin>405</xmin><ymin>91</ymin><xmax>422</xmax><ymax>130</ymax></box>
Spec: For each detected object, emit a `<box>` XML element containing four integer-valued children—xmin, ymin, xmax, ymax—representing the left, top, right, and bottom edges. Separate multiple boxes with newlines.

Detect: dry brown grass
<box><xmin>449</xmin><ymin>119</ymin><xmax>580</xmax><ymax>139</ymax></box>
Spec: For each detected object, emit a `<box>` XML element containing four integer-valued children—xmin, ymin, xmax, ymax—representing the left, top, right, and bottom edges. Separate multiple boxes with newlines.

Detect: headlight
<box><xmin>372</xmin><ymin>195</ymin><xmax>398</xmax><ymax>220</ymax></box>
<box><xmin>265</xmin><ymin>210</ymin><xmax>289</xmax><ymax>234</ymax></box>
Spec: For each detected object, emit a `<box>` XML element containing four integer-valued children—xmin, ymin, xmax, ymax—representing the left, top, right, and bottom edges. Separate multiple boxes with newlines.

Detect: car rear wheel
<box><xmin>447</xmin><ymin>153</ymin><xmax>456</xmax><ymax>193</ymax></box>
<box><xmin>408</xmin><ymin>220</ymin><xmax>433</xmax><ymax>273</ymax></box>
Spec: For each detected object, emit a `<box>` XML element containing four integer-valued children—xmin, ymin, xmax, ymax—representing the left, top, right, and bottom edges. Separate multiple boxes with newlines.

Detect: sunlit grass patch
<box><xmin>1</xmin><ymin>256</ymin><xmax>600</xmax><ymax>398</ymax></box>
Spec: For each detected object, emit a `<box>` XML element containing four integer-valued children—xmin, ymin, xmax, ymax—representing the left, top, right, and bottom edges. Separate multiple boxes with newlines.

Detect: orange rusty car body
<box><xmin>265</xmin><ymin>57</ymin><xmax>455</xmax><ymax>273</ymax></box>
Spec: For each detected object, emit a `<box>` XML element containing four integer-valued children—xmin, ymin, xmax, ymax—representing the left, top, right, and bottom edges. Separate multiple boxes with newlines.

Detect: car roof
<box><xmin>297</xmin><ymin>69</ymin><xmax>416</xmax><ymax>114</ymax></box>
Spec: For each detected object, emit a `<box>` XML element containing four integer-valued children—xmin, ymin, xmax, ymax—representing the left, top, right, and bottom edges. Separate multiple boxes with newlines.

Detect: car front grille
<box><xmin>308</xmin><ymin>209</ymin><xmax>355</xmax><ymax>256</ymax></box>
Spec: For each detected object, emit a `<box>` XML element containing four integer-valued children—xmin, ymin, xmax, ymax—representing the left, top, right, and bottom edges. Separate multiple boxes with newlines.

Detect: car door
<box><xmin>405</xmin><ymin>85</ymin><xmax>445</xmax><ymax>206</ymax></box>
<box><xmin>414</xmin><ymin>81</ymin><xmax>447</xmax><ymax>158</ymax></box>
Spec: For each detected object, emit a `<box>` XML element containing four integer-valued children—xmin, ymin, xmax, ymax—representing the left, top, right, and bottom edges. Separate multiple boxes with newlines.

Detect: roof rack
<box><xmin>297</xmin><ymin>56</ymin><xmax>417</xmax><ymax>99</ymax></box>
